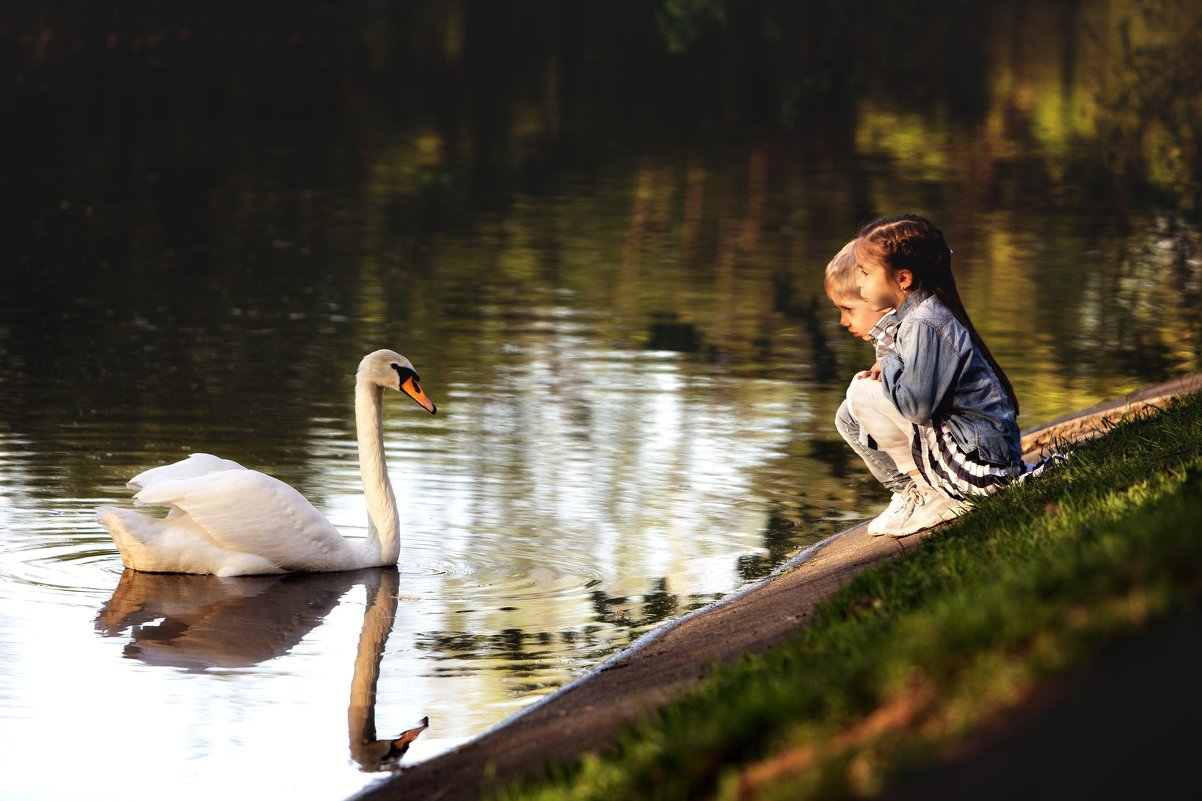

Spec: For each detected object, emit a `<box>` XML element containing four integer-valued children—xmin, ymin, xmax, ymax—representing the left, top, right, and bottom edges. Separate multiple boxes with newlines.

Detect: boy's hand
<box><xmin>856</xmin><ymin>361</ymin><xmax>882</xmax><ymax>381</ymax></box>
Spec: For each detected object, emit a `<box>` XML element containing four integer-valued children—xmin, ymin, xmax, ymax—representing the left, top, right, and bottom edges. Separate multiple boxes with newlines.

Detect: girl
<box><xmin>846</xmin><ymin>214</ymin><xmax>1055</xmax><ymax>537</ymax></box>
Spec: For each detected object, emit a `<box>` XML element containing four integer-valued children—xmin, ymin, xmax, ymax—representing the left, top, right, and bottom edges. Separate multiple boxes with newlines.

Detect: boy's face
<box><xmin>832</xmin><ymin>293</ymin><xmax>886</xmax><ymax>340</ymax></box>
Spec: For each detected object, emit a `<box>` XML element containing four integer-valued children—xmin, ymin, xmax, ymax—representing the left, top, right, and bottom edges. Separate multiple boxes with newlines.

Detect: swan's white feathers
<box><xmin>132</xmin><ymin>467</ymin><xmax>360</xmax><ymax>573</ymax></box>
<box><xmin>97</xmin><ymin>504</ymin><xmax>283</xmax><ymax>576</ymax></box>
<box><xmin>97</xmin><ymin>349</ymin><xmax>433</xmax><ymax>576</ymax></box>
<box><xmin>127</xmin><ymin>453</ymin><xmax>246</xmax><ymax>492</ymax></box>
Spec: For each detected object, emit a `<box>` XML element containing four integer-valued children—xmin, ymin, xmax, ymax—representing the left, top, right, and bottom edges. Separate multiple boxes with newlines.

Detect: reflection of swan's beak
<box><xmin>401</xmin><ymin>376</ymin><xmax>437</xmax><ymax>415</ymax></box>
<box><xmin>382</xmin><ymin>716</ymin><xmax>429</xmax><ymax>762</ymax></box>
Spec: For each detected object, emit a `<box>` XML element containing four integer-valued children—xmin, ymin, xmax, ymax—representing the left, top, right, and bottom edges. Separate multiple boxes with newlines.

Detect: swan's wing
<box><xmin>128</xmin><ymin>453</ymin><xmax>247</xmax><ymax>492</ymax></box>
<box><xmin>132</xmin><ymin>469</ymin><xmax>352</xmax><ymax>570</ymax></box>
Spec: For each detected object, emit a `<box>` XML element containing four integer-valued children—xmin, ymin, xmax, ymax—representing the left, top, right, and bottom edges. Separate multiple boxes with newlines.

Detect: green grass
<box><xmin>498</xmin><ymin>391</ymin><xmax>1202</xmax><ymax>801</ymax></box>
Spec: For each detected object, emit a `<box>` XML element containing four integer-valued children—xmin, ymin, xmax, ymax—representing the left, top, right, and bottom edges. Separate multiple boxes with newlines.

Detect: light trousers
<box><xmin>844</xmin><ymin>375</ymin><xmax>919</xmax><ymax>477</ymax></box>
<box><xmin>836</xmin><ymin>377</ymin><xmax>912</xmax><ymax>494</ymax></box>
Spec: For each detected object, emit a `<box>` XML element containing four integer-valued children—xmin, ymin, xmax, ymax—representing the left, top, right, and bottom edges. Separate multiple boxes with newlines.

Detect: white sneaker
<box><xmin>867</xmin><ymin>490</ymin><xmax>910</xmax><ymax>536</ymax></box>
<box><xmin>885</xmin><ymin>484</ymin><xmax>969</xmax><ymax>538</ymax></box>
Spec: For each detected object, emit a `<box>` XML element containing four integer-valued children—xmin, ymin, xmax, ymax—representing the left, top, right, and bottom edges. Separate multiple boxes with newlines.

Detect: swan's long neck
<box><xmin>355</xmin><ymin>380</ymin><xmax>400</xmax><ymax>566</ymax></box>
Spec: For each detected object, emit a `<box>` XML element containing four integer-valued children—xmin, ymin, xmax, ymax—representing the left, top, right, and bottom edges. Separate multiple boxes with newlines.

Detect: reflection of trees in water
<box><xmin>773</xmin><ymin>276</ymin><xmax>839</xmax><ymax>385</ymax></box>
<box><xmin>1090</xmin><ymin>217</ymin><xmax>1202</xmax><ymax>377</ymax></box>
<box><xmin>1093</xmin><ymin>0</ymin><xmax>1202</xmax><ymax>207</ymax></box>
<box><xmin>5</xmin><ymin>0</ymin><xmax>1201</xmax><ymax>502</ymax></box>
<box><xmin>736</xmin><ymin>505</ymin><xmax>849</xmax><ymax>582</ymax></box>
<box><xmin>5</xmin><ymin>1</ymin><xmax>1196</xmax><ymax>225</ymax></box>
<box><xmin>590</xmin><ymin>579</ymin><xmax>684</xmax><ymax>628</ymax></box>
<box><xmin>410</xmin><ymin>578</ymin><xmax>728</xmax><ymax>689</ymax></box>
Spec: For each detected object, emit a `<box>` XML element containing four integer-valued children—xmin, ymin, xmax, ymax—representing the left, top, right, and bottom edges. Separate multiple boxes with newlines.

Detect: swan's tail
<box><xmin>96</xmin><ymin>505</ymin><xmax>282</xmax><ymax>577</ymax></box>
<box><xmin>97</xmin><ymin>506</ymin><xmax>154</xmax><ymax>571</ymax></box>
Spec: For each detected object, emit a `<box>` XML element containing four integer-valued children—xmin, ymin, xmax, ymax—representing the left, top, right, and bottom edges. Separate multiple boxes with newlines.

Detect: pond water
<box><xmin>1</xmin><ymin>2</ymin><xmax>1200</xmax><ymax>799</ymax></box>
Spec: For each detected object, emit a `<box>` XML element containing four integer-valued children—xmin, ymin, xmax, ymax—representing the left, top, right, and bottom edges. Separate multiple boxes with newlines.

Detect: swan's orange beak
<box><xmin>401</xmin><ymin>376</ymin><xmax>437</xmax><ymax>414</ymax></box>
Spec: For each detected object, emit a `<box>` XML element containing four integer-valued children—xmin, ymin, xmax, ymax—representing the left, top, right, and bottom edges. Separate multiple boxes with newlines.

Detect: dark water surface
<box><xmin>1</xmin><ymin>2</ymin><xmax>1200</xmax><ymax>799</ymax></box>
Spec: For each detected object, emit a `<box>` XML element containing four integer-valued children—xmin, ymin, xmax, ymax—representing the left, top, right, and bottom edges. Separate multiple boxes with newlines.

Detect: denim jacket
<box><xmin>873</xmin><ymin>289</ymin><xmax>1021</xmax><ymax>466</ymax></box>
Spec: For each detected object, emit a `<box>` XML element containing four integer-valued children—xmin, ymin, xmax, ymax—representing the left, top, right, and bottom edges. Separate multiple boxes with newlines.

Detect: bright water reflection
<box><xmin>0</xmin><ymin>325</ymin><xmax>834</xmax><ymax>801</ymax></box>
<box><xmin>2</xmin><ymin>1</ymin><xmax>1201</xmax><ymax>799</ymax></box>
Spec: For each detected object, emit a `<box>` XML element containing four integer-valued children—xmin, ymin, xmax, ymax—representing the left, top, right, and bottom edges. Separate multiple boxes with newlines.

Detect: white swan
<box><xmin>96</xmin><ymin>350</ymin><xmax>437</xmax><ymax>577</ymax></box>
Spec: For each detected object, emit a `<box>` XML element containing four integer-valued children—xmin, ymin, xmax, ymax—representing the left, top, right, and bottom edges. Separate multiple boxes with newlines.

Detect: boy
<box><xmin>824</xmin><ymin>241</ymin><xmax>912</xmax><ymax>535</ymax></box>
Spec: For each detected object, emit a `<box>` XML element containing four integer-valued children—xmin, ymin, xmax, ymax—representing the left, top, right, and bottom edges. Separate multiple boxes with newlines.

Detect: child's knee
<box><xmin>835</xmin><ymin>399</ymin><xmax>858</xmax><ymax>441</ymax></box>
<box><xmin>845</xmin><ymin>374</ymin><xmax>883</xmax><ymax>416</ymax></box>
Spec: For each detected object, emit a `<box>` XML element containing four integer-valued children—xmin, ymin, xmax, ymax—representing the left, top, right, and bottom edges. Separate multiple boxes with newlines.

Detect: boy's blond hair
<box><xmin>823</xmin><ymin>239</ymin><xmax>859</xmax><ymax>301</ymax></box>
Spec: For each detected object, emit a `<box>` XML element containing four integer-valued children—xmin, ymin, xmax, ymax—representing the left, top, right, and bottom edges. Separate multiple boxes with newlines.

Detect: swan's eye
<box><xmin>390</xmin><ymin>364</ymin><xmax>419</xmax><ymax>384</ymax></box>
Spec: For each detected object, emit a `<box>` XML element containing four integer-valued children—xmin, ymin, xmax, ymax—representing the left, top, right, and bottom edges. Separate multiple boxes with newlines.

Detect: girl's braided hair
<box><xmin>854</xmin><ymin>214</ymin><xmax>1019</xmax><ymax>414</ymax></box>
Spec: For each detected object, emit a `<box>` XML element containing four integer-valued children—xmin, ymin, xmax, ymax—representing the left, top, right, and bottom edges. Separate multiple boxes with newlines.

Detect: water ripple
<box><xmin>0</xmin><ymin>507</ymin><xmax>125</xmax><ymax>606</ymax></box>
<box><xmin>401</xmin><ymin>539</ymin><xmax>608</xmax><ymax>605</ymax></box>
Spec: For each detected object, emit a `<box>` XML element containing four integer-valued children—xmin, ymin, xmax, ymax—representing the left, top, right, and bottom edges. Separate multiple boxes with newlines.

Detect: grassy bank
<box><xmin>498</xmin><ymin>390</ymin><xmax>1202</xmax><ymax>801</ymax></box>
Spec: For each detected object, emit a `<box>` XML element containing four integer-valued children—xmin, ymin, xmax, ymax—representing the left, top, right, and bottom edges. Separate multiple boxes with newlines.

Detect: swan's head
<box><xmin>359</xmin><ymin>350</ymin><xmax>437</xmax><ymax>414</ymax></box>
<box><xmin>352</xmin><ymin>715</ymin><xmax>430</xmax><ymax>770</ymax></box>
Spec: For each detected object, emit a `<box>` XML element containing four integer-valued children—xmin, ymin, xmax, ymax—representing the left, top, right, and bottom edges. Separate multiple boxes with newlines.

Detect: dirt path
<box><xmin>352</xmin><ymin>374</ymin><xmax>1202</xmax><ymax>801</ymax></box>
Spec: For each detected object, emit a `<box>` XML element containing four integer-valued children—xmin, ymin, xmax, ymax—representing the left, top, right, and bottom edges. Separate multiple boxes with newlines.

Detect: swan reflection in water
<box><xmin>95</xmin><ymin>567</ymin><xmax>427</xmax><ymax>770</ymax></box>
